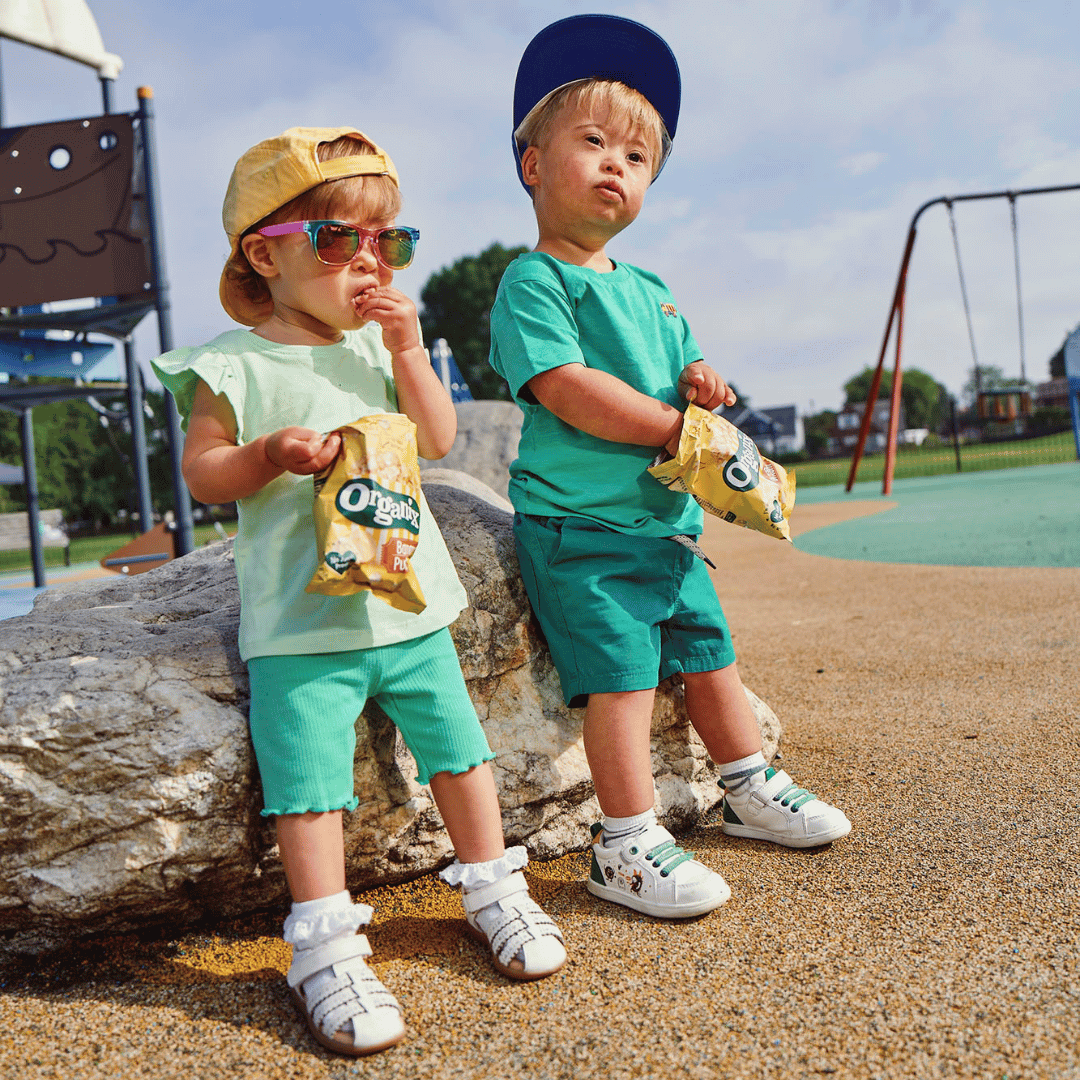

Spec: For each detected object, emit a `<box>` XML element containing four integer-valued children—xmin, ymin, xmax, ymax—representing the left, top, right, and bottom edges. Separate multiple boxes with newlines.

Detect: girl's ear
<box><xmin>240</xmin><ymin>232</ymin><xmax>279</xmax><ymax>280</ymax></box>
<box><xmin>520</xmin><ymin>145</ymin><xmax>542</xmax><ymax>190</ymax></box>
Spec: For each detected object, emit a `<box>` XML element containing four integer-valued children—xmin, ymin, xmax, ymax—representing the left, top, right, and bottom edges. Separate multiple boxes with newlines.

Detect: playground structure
<box><xmin>847</xmin><ymin>181</ymin><xmax>1080</xmax><ymax>495</ymax></box>
<box><xmin>0</xmin><ymin>1</ymin><xmax>195</xmax><ymax>584</ymax></box>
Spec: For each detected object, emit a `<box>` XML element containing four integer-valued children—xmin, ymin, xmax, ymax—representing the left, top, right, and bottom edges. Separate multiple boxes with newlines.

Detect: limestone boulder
<box><xmin>0</xmin><ymin>470</ymin><xmax>780</xmax><ymax>947</ymax></box>
<box><xmin>417</xmin><ymin>400</ymin><xmax>522</xmax><ymax>498</ymax></box>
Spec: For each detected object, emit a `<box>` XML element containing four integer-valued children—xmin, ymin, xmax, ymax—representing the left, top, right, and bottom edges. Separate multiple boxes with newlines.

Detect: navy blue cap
<box><xmin>512</xmin><ymin>14</ymin><xmax>681</xmax><ymax>192</ymax></box>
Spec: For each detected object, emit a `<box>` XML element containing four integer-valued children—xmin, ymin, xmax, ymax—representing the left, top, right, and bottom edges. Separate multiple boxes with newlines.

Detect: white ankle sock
<box><xmin>720</xmin><ymin>751</ymin><xmax>769</xmax><ymax>798</ymax></box>
<box><xmin>601</xmin><ymin>808</ymin><xmax>657</xmax><ymax>846</ymax></box>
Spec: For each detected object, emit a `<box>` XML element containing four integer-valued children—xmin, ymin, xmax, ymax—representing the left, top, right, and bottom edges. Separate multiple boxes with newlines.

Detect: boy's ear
<box><xmin>240</xmin><ymin>232</ymin><xmax>279</xmax><ymax>280</ymax></box>
<box><xmin>520</xmin><ymin>145</ymin><xmax>542</xmax><ymax>191</ymax></box>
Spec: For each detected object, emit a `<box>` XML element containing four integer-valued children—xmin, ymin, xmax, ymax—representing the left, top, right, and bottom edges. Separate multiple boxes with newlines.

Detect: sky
<box><xmin>1</xmin><ymin>0</ymin><xmax>1078</xmax><ymax>416</ymax></box>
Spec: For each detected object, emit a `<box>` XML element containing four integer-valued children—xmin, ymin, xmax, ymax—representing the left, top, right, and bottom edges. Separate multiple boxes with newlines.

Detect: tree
<box><xmin>0</xmin><ymin>380</ymin><xmax>180</xmax><ymax>529</ymax></box>
<box><xmin>419</xmin><ymin>242</ymin><xmax>529</xmax><ymax>400</ymax></box>
<box><xmin>844</xmin><ymin>366</ymin><xmax>949</xmax><ymax>432</ymax></box>
<box><xmin>802</xmin><ymin>409</ymin><xmax>837</xmax><ymax>456</ymax></box>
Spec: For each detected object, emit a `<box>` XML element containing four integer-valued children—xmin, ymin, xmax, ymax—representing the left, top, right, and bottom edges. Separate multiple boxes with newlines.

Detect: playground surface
<box><xmin>2</xmin><ymin>494</ymin><xmax>1077</xmax><ymax>1080</ymax></box>
<box><xmin>793</xmin><ymin>461</ymin><xmax>1080</xmax><ymax>568</ymax></box>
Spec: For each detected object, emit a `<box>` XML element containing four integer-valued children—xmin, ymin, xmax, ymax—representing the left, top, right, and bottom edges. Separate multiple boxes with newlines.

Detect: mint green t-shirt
<box><xmin>489</xmin><ymin>252</ymin><xmax>705</xmax><ymax>537</ymax></box>
<box><xmin>152</xmin><ymin>327</ymin><xmax>468</xmax><ymax>661</ymax></box>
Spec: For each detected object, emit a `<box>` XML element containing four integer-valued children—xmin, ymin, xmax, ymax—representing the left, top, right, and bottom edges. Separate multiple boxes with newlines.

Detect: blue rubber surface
<box><xmin>792</xmin><ymin>463</ymin><xmax>1080</xmax><ymax>568</ymax></box>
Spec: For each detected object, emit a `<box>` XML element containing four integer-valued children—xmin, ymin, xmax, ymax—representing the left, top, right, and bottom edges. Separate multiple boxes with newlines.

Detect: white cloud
<box><xmin>1</xmin><ymin>0</ymin><xmax>1077</xmax><ymax>418</ymax></box>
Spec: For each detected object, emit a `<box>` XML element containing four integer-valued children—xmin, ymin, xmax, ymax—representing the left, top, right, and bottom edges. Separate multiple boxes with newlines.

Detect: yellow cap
<box><xmin>218</xmin><ymin>126</ymin><xmax>398</xmax><ymax>325</ymax></box>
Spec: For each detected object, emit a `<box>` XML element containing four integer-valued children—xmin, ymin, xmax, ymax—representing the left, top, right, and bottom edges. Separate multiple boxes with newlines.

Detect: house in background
<box><xmin>723</xmin><ymin>404</ymin><xmax>804</xmax><ymax>455</ymax></box>
<box><xmin>827</xmin><ymin>399</ymin><xmax>906</xmax><ymax>454</ymax></box>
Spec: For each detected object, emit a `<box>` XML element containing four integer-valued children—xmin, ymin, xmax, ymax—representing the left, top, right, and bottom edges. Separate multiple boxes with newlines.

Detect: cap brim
<box><xmin>512</xmin><ymin>14</ymin><xmax>681</xmax><ymax>191</ymax></box>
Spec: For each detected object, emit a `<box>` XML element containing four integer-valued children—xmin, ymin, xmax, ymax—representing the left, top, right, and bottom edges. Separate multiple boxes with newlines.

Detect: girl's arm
<box><xmin>354</xmin><ymin>287</ymin><xmax>456</xmax><ymax>459</ymax></box>
<box><xmin>182</xmin><ymin>378</ymin><xmax>341</xmax><ymax>505</ymax></box>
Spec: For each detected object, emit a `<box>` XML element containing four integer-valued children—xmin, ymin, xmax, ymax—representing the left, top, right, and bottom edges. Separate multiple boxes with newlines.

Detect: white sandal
<box><xmin>462</xmin><ymin>871</ymin><xmax>566</xmax><ymax>981</ymax></box>
<box><xmin>286</xmin><ymin>933</ymin><xmax>405</xmax><ymax>1056</ymax></box>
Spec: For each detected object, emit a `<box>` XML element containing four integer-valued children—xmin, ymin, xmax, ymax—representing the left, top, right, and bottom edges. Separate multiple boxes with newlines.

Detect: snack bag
<box><xmin>306</xmin><ymin>414</ymin><xmax>426</xmax><ymax>612</ymax></box>
<box><xmin>648</xmin><ymin>404</ymin><xmax>796</xmax><ymax>542</ymax></box>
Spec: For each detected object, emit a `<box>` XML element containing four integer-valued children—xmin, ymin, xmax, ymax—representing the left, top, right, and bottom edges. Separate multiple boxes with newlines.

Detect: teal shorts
<box><xmin>246</xmin><ymin>628</ymin><xmax>493</xmax><ymax>817</ymax></box>
<box><xmin>514</xmin><ymin>514</ymin><xmax>736</xmax><ymax>708</ymax></box>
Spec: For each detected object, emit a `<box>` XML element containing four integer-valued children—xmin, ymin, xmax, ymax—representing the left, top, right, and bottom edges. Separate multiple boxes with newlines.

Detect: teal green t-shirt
<box><xmin>489</xmin><ymin>252</ymin><xmax>705</xmax><ymax>536</ymax></box>
<box><xmin>152</xmin><ymin>327</ymin><xmax>468</xmax><ymax>661</ymax></box>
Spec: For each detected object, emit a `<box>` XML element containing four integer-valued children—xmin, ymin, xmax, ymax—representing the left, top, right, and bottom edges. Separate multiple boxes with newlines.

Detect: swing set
<box><xmin>846</xmin><ymin>181</ymin><xmax>1080</xmax><ymax>494</ymax></box>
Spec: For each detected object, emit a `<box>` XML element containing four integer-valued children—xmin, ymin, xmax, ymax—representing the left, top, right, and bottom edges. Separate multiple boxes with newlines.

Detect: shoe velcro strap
<box><xmin>752</xmin><ymin>768</ymin><xmax>794</xmax><ymax>804</ymax></box>
<box><xmin>461</xmin><ymin>871</ymin><xmax>529</xmax><ymax>915</ymax></box>
<box><xmin>287</xmin><ymin>933</ymin><xmax>373</xmax><ymax>988</ymax></box>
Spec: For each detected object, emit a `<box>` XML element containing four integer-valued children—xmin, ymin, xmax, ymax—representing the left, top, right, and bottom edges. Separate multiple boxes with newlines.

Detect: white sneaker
<box><xmin>721</xmin><ymin>767</ymin><xmax>852</xmax><ymax>848</ymax></box>
<box><xmin>585</xmin><ymin>822</ymin><xmax>731</xmax><ymax>918</ymax></box>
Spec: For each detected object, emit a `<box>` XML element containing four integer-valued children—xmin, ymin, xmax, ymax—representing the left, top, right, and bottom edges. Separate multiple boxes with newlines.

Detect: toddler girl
<box><xmin>152</xmin><ymin>127</ymin><xmax>565</xmax><ymax>1058</ymax></box>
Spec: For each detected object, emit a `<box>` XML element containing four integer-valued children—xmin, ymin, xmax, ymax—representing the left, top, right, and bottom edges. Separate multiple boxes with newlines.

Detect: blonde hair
<box><xmin>222</xmin><ymin>135</ymin><xmax>402</xmax><ymax>312</ymax></box>
<box><xmin>515</xmin><ymin>79</ymin><xmax>667</xmax><ymax>177</ymax></box>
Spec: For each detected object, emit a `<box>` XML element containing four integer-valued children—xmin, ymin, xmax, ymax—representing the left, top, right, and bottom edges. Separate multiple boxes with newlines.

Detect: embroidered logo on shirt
<box><xmin>660</xmin><ymin>303</ymin><xmax>678</xmax><ymax>318</ymax></box>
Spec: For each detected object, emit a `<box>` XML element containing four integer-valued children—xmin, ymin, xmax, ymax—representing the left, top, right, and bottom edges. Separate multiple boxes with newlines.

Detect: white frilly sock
<box><xmin>283</xmin><ymin>889</ymin><xmax>374</xmax><ymax>1037</ymax></box>
<box><xmin>438</xmin><ymin>845</ymin><xmax>529</xmax><ymax>890</ymax></box>
<box><xmin>720</xmin><ymin>751</ymin><xmax>769</xmax><ymax>802</ymax></box>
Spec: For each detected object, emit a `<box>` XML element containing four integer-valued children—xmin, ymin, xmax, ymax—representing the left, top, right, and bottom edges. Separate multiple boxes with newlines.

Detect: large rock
<box><xmin>0</xmin><ymin>471</ymin><xmax>780</xmax><ymax>948</ymax></box>
<box><xmin>417</xmin><ymin>400</ymin><xmax>522</xmax><ymax>498</ymax></box>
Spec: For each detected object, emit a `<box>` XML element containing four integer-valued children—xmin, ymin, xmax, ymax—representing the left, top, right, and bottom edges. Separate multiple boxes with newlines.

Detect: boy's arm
<box><xmin>528</xmin><ymin>364</ymin><xmax>685</xmax><ymax>452</ymax></box>
<box><xmin>182</xmin><ymin>379</ymin><xmax>340</xmax><ymax>504</ymax></box>
<box><xmin>528</xmin><ymin>360</ymin><xmax>737</xmax><ymax>456</ymax></box>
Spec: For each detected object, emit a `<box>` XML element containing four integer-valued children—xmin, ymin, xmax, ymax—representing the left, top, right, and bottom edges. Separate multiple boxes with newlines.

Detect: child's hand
<box><xmin>353</xmin><ymin>286</ymin><xmax>421</xmax><ymax>355</ymax></box>
<box><xmin>677</xmin><ymin>361</ymin><xmax>737</xmax><ymax>412</ymax></box>
<box><xmin>263</xmin><ymin>427</ymin><xmax>341</xmax><ymax>475</ymax></box>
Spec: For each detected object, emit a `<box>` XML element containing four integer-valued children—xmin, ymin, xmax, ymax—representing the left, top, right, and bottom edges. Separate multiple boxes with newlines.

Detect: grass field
<box><xmin>0</xmin><ymin>523</ymin><xmax>233</xmax><ymax>575</ymax></box>
<box><xmin>791</xmin><ymin>430</ymin><xmax>1078</xmax><ymax>487</ymax></box>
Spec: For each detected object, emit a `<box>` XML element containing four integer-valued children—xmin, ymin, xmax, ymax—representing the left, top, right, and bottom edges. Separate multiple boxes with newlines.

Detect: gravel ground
<box><xmin>2</xmin><ymin>499</ymin><xmax>1077</xmax><ymax>1080</ymax></box>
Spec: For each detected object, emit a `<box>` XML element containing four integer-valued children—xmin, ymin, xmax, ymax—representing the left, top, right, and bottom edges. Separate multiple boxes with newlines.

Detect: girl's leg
<box><xmin>276</xmin><ymin>810</ymin><xmax>346</xmax><ymax>902</ymax></box>
<box><xmin>430</xmin><ymin>763</ymin><xmax>565</xmax><ymax>981</ymax></box>
<box><xmin>428</xmin><ymin>764</ymin><xmax>505</xmax><ymax>863</ymax></box>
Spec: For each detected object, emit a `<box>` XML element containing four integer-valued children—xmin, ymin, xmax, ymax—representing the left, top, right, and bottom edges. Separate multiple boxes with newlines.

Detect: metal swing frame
<box><xmin>846</xmin><ymin>181</ymin><xmax>1080</xmax><ymax>495</ymax></box>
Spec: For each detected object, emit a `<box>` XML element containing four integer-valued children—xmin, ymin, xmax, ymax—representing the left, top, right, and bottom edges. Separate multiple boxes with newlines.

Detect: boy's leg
<box><xmin>583</xmin><ymin>689</ymin><xmax>657</xmax><ymax>816</ymax></box>
<box><xmin>681</xmin><ymin>663</ymin><xmax>852</xmax><ymax>848</ymax></box>
<box><xmin>584</xmin><ymin>688</ymin><xmax>731</xmax><ymax>918</ymax></box>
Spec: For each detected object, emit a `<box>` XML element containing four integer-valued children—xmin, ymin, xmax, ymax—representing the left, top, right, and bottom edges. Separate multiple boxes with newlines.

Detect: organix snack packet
<box><xmin>306</xmin><ymin>414</ymin><xmax>426</xmax><ymax>612</ymax></box>
<box><xmin>648</xmin><ymin>404</ymin><xmax>796</xmax><ymax>542</ymax></box>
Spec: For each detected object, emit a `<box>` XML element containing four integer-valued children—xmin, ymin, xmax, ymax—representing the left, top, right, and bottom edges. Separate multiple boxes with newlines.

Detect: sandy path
<box><xmin>2</xmin><ymin>501</ymin><xmax>1077</xmax><ymax>1079</ymax></box>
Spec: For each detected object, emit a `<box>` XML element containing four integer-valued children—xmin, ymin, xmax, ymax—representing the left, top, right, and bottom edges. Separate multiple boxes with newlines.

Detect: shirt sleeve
<box><xmin>490</xmin><ymin>273</ymin><xmax>585</xmax><ymax>403</ymax></box>
<box><xmin>151</xmin><ymin>346</ymin><xmax>245</xmax><ymax>439</ymax></box>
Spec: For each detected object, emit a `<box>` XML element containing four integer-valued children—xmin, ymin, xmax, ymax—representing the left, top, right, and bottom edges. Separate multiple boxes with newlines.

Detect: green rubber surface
<box><xmin>791</xmin><ymin>462</ymin><xmax>1080</xmax><ymax>568</ymax></box>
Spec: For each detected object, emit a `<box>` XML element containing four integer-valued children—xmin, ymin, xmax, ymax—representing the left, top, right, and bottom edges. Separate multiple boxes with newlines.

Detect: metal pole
<box><xmin>0</xmin><ymin>40</ymin><xmax>5</xmax><ymax>128</ymax></box>
<box><xmin>100</xmin><ymin>75</ymin><xmax>114</xmax><ymax>114</ymax></box>
<box><xmin>950</xmin><ymin>397</ymin><xmax>962</xmax><ymax>473</ymax></box>
<box><xmin>19</xmin><ymin>407</ymin><xmax>46</xmax><ymax>588</ymax></box>
<box><xmin>882</xmin><ymin>278</ymin><xmax>908</xmax><ymax>496</ymax></box>
<box><xmin>136</xmin><ymin>85</ymin><xmax>195</xmax><ymax>556</ymax></box>
<box><xmin>123</xmin><ymin>339</ymin><xmax>154</xmax><ymax>532</ymax></box>
<box><xmin>846</xmin><ymin>224</ymin><xmax>917</xmax><ymax>491</ymax></box>
<box><xmin>1008</xmin><ymin>193</ymin><xmax>1027</xmax><ymax>384</ymax></box>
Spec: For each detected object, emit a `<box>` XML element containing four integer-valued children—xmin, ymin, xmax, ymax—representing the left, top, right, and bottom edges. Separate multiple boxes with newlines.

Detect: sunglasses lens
<box><xmin>376</xmin><ymin>228</ymin><xmax>417</xmax><ymax>269</ymax></box>
<box><xmin>314</xmin><ymin>223</ymin><xmax>359</xmax><ymax>264</ymax></box>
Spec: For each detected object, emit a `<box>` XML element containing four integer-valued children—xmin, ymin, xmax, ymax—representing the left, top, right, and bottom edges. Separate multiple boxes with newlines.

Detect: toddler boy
<box><xmin>490</xmin><ymin>14</ymin><xmax>852</xmax><ymax>918</ymax></box>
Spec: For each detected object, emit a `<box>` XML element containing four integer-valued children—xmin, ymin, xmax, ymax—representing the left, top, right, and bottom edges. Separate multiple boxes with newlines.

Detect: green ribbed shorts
<box><xmin>246</xmin><ymin>628</ymin><xmax>493</xmax><ymax>816</ymax></box>
<box><xmin>514</xmin><ymin>513</ymin><xmax>737</xmax><ymax>708</ymax></box>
